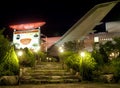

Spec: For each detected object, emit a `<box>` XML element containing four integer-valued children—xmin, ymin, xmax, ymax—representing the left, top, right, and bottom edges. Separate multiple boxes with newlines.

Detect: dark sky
<box><xmin>0</xmin><ymin>0</ymin><xmax>120</xmax><ymax>37</ymax></box>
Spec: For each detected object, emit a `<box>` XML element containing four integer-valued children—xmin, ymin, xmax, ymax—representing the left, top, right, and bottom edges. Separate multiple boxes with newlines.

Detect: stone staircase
<box><xmin>20</xmin><ymin>62</ymin><xmax>81</xmax><ymax>84</ymax></box>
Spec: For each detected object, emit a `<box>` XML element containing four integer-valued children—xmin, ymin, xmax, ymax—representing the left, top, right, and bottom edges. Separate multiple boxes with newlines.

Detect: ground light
<box><xmin>17</xmin><ymin>51</ymin><xmax>23</xmax><ymax>56</ymax></box>
<box><xmin>17</xmin><ymin>50</ymin><xmax>23</xmax><ymax>83</ymax></box>
<box><xmin>80</xmin><ymin>51</ymin><xmax>85</xmax><ymax>81</ymax></box>
<box><xmin>80</xmin><ymin>52</ymin><xmax>85</xmax><ymax>57</ymax></box>
<box><xmin>33</xmin><ymin>47</ymin><xmax>41</xmax><ymax>64</ymax></box>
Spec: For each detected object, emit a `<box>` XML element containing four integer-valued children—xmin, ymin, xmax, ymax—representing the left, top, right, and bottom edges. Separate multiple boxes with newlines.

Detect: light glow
<box><xmin>59</xmin><ymin>46</ymin><xmax>64</xmax><ymax>53</ymax></box>
<box><xmin>17</xmin><ymin>51</ymin><xmax>23</xmax><ymax>56</ymax></box>
<box><xmin>80</xmin><ymin>52</ymin><xmax>85</xmax><ymax>57</ymax></box>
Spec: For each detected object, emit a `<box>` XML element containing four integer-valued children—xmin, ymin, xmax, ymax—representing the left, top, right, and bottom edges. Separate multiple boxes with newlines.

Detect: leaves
<box><xmin>0</xmin><ymin>28</ymin><xmax>19</xmax><ymax>76</ymax></box>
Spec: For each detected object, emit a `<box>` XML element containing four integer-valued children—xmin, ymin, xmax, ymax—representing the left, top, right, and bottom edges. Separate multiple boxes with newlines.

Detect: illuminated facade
<box><xmin>10</xmin><ymin>22</ymin><xmax>45</xmax><ymax>50</ymax></box>
<box><xmin>13</xmin><ymin>29</ymin><xmax>40</xmax><ymax>50</ymax></box>
<box><xmin>84</xmin><ymin>32</ymin><xmax>120</xmax><ymax>51</ymax></box>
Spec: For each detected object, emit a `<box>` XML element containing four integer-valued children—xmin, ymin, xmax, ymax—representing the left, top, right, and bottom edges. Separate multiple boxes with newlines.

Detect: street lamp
<box><xmin>80</xmin><ymin>51</ymin><xmax>85</xmax><ymax>81</ymax></box>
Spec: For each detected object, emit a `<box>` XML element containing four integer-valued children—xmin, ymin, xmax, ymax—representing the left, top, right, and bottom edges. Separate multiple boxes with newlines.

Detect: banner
<box><xmin>13</xmin><ymin>29</ymin><xmax>40</xmax><ymax>50</ymax></box>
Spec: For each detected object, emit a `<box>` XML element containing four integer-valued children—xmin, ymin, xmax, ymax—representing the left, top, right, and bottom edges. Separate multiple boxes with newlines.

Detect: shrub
<box><xmin>92</xmin><ymin>50</ymin><xmax>104</xmax><ymax>68</ymax></box>
<box><xmin>64</xmin><ymin>51</ymin><xmax>96</xmax><ymax>81</ymax></box>
<box><xmin>37</xmin><ymin>51</ymin><xmax>47</xmax><ymax>62</ymax></box>
<box><xmin>65</xmin><ymin>53</ymin><xmax>80</xmax><ymax>72</ymax></box>
<box><xmin>110</xmin><ymin>57</ymin><xmax>120</xmax><ymax>82</ymax></box>
<box><xmin>0</xmin><ymin>46</ymin><xmax>19</xmax><ymax>76</ymax></box>
<box><xmin>17</xmin><ymin>48</ymin><xmax>35</xmax><ymax>67</ymax></box>
<box><xmin>0</xmin><ymin>29</ymin><xmax>19</xmax><ymax>76</ymax></box>
<box><xmin>59</xmin><ymin>51</ymin><xmax>74</xmax><ymax>62</ymax></box>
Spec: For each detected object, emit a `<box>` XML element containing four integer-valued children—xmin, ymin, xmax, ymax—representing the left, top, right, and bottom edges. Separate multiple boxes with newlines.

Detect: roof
<box><xmin>9</xmin><ymin>22</ymin><xmax>46</xmax><ymax>30</ymax></box>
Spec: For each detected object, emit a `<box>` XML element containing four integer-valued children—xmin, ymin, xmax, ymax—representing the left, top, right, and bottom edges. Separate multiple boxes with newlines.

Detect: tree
<box><xmin>0</xmin><ymin>28</ymin><xmax>19</xmax><ymax>76</ymax></box>
<box><xmin>113</xmin><ymin>37</ymin><xmax>120</xmax><ymax>57</ymax></box>
<box><xmin>92</xmin><ymin>37</ymin><xmax>120</xmax><ymax>82</ymax></box>
<box><xmin>0</xmin><ymin>46</ymin><xmax>19</xmax><ymax>76</ymax></box>
<box><xmin>64</xmin><ymin>40</ymin><xmax>84</xmax><ymax>52</ymax></box>
<box><xmin>0</xmin><ymin>29</ymin><xmax>11</xmax><ymax>63</ymax></box>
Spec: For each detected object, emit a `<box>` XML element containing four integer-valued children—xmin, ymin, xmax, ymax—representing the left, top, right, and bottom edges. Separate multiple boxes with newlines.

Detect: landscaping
<box><xmin>1</xmin><ymin>28</ymin><xmax>120</xmax><ymax>85</ymax></box>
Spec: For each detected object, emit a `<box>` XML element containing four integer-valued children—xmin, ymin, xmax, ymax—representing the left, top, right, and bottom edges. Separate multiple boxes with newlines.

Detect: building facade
<box><xmin>84</xmin><ymin>32</ymin><xmax>120</xmax><ymax>51</ymax></box>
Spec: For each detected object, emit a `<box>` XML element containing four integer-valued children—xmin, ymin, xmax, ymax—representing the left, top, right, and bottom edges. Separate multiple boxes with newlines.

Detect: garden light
<box><xmin>17</xmin><ymin>51</ymin><xmax>23</xmax><ymax>56</ymax></box>
<box><xmin>80</xmin><ymin>52</ymin><xmax>85</xmax><ymax>58</ymax></box>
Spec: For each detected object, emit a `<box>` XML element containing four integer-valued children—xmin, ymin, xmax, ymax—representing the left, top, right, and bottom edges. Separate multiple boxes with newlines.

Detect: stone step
<box><xmin>24</xmin><ymin>71</ymin><xmax>71</xmax><ymax>76</ymax></box>
<box><xmin>21</xmin><ymin>75</ymin><xmax>79</xmax><ymax>80</ymax></box>
<box><xmin>20</xmin><ymin>62</ymin><xmax>80</xmax><ymax>84</ymax></box>
<box><xmin>36</xmin><ymin>62</ymin><xmax>63</xmax><ymax>66</ymax></box>
<box><xmin>35</xmin><ymin>63</ymin><xmax>63</xmax><ymax>70</ymax></box>
<box><xmin>33</xmin><ymin>69</ymin><xmax>66</xmax><ymax>73</ymax></box>
<box><xmin>20</xmin><ymin>78</ymin><xmax>80</xmax><ymax>84</ymax></box>
<box><xmin>24</xmin><ymin>69</ymin><xmax>68</xmax><ymax>72</ymax></box>
<box><xmin>23</xmin><ymin>73</ymin><xmax>71</xmax><ymax>76</ymax></box>
<box><xmin>34</xmin><ymin>65</ymin><xmax>63</xmax><ymax>69</ymax></box>
<box><xmin>37</xmin><ymin>62</ymin><xmax>62</xmax><ymax>65</ymax></box>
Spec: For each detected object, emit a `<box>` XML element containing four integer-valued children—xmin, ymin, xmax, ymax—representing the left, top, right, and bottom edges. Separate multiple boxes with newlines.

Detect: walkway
<box><xmin>1</xmin><ymin>83</ymin><xmax>120</xmax><ymax>88</ymax></box>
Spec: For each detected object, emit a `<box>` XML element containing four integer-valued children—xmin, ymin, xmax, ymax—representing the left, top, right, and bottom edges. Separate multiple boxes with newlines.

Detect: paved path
<box><xmin>0</xmin><ymin>83</ymin><xmax>120</xmax><ymax>88</ymax></box>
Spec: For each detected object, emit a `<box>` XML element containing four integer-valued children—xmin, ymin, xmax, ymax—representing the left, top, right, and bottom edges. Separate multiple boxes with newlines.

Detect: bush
<box><xmin>64</xmin><ymin>51</ymin><xmax>96</xmax><ymax>81</ymax></box>
<box><xmin>59</xmin><ymin>51</ymin><xmax>74</xmax><ymax>62</ymax></box>
<box><xmin>65</xmin><ymin>53</ymin><xmax>79</xmax><ymax>71</ymax></box>
<box><xmin>0</xmin><ymin>46</ymin><xmax>19</xmax><ymax>76</ymax></box>
<box><xmin>110</xmin><ymin>57</ymin><xmax>120</xmax><ymax>82</ymax></box>
<box><xmin>92</xmin><ymin>49</ymin><xmax>105</xmax><ymax>70</ymax></box>
<box><xmin>37</xmin><ymin>51</ymin><xmax>47</xmax><ymax>62</ymax></box>
<box><xmin>17</xmin><ymin>48</ymin><xmax>35</xmax><ymax>67</ymax></box>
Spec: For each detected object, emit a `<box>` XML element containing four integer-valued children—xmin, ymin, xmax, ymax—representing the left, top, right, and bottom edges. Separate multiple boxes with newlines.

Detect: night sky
<box><xmin>0</xmin><ymin>0</ymin><xmax>120</xmax><ymax>38</ymax></box>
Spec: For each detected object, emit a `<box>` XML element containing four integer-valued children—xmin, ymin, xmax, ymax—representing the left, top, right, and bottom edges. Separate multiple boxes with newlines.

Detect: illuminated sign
<box><xmin>13</xmin><ymin>29</ymin><xmax>40</xmax><ymax>50</ymax></box>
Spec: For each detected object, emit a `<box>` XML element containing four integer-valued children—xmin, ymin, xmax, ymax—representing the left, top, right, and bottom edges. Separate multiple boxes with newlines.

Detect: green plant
<box><xmin>17</xmin><ymin>48</ymin><xmax>35</xmax><ymax>67</ymax></box>
<box><xmin>0</xmin><ymin>46</ymin><xmax>19</xmax><ymax>76</ymax></box>
<box><xmin>65</xmin><ymin>53</ymin><xmax>80</xmax><ymax>71</ymax></box>
<box><xmin>110</xmin><ymin>57</ymin><xmax>120</xmax><ymax>82</ymax></box>
<box><xmin>64</xmin><ymin>40</ymin><xmax>84</xmax><ymax>52</ymax></box>
<box><xmin>92</xmin><ymin>49</ymin><xmax>104</xmax><ymax>70</ymax></box>
<box><xmin>37</xmin><ymin>51</ymin><xmax>47</xmax><ymax>62</ymax></box>
<box><xmin>64</xmin><ymin>51</ymin><xmax>96</xmax><ymax>81</ymax></box>
<box><xmin>80</xmin><ymin>51</ymin><xmax>96</xmax><ymax>80</ymax></box>
<box><xmin>0</xmin><ymin>29</ymin><xmax>19</xmax><ymax>76</ymax></box>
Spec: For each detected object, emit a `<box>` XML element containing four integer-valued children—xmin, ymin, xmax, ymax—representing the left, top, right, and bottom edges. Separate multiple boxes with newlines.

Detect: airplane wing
<box><xmin>48</xmin><ymin>1</ymin><xmax>119</xmax><ymax>56</ymax></box>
